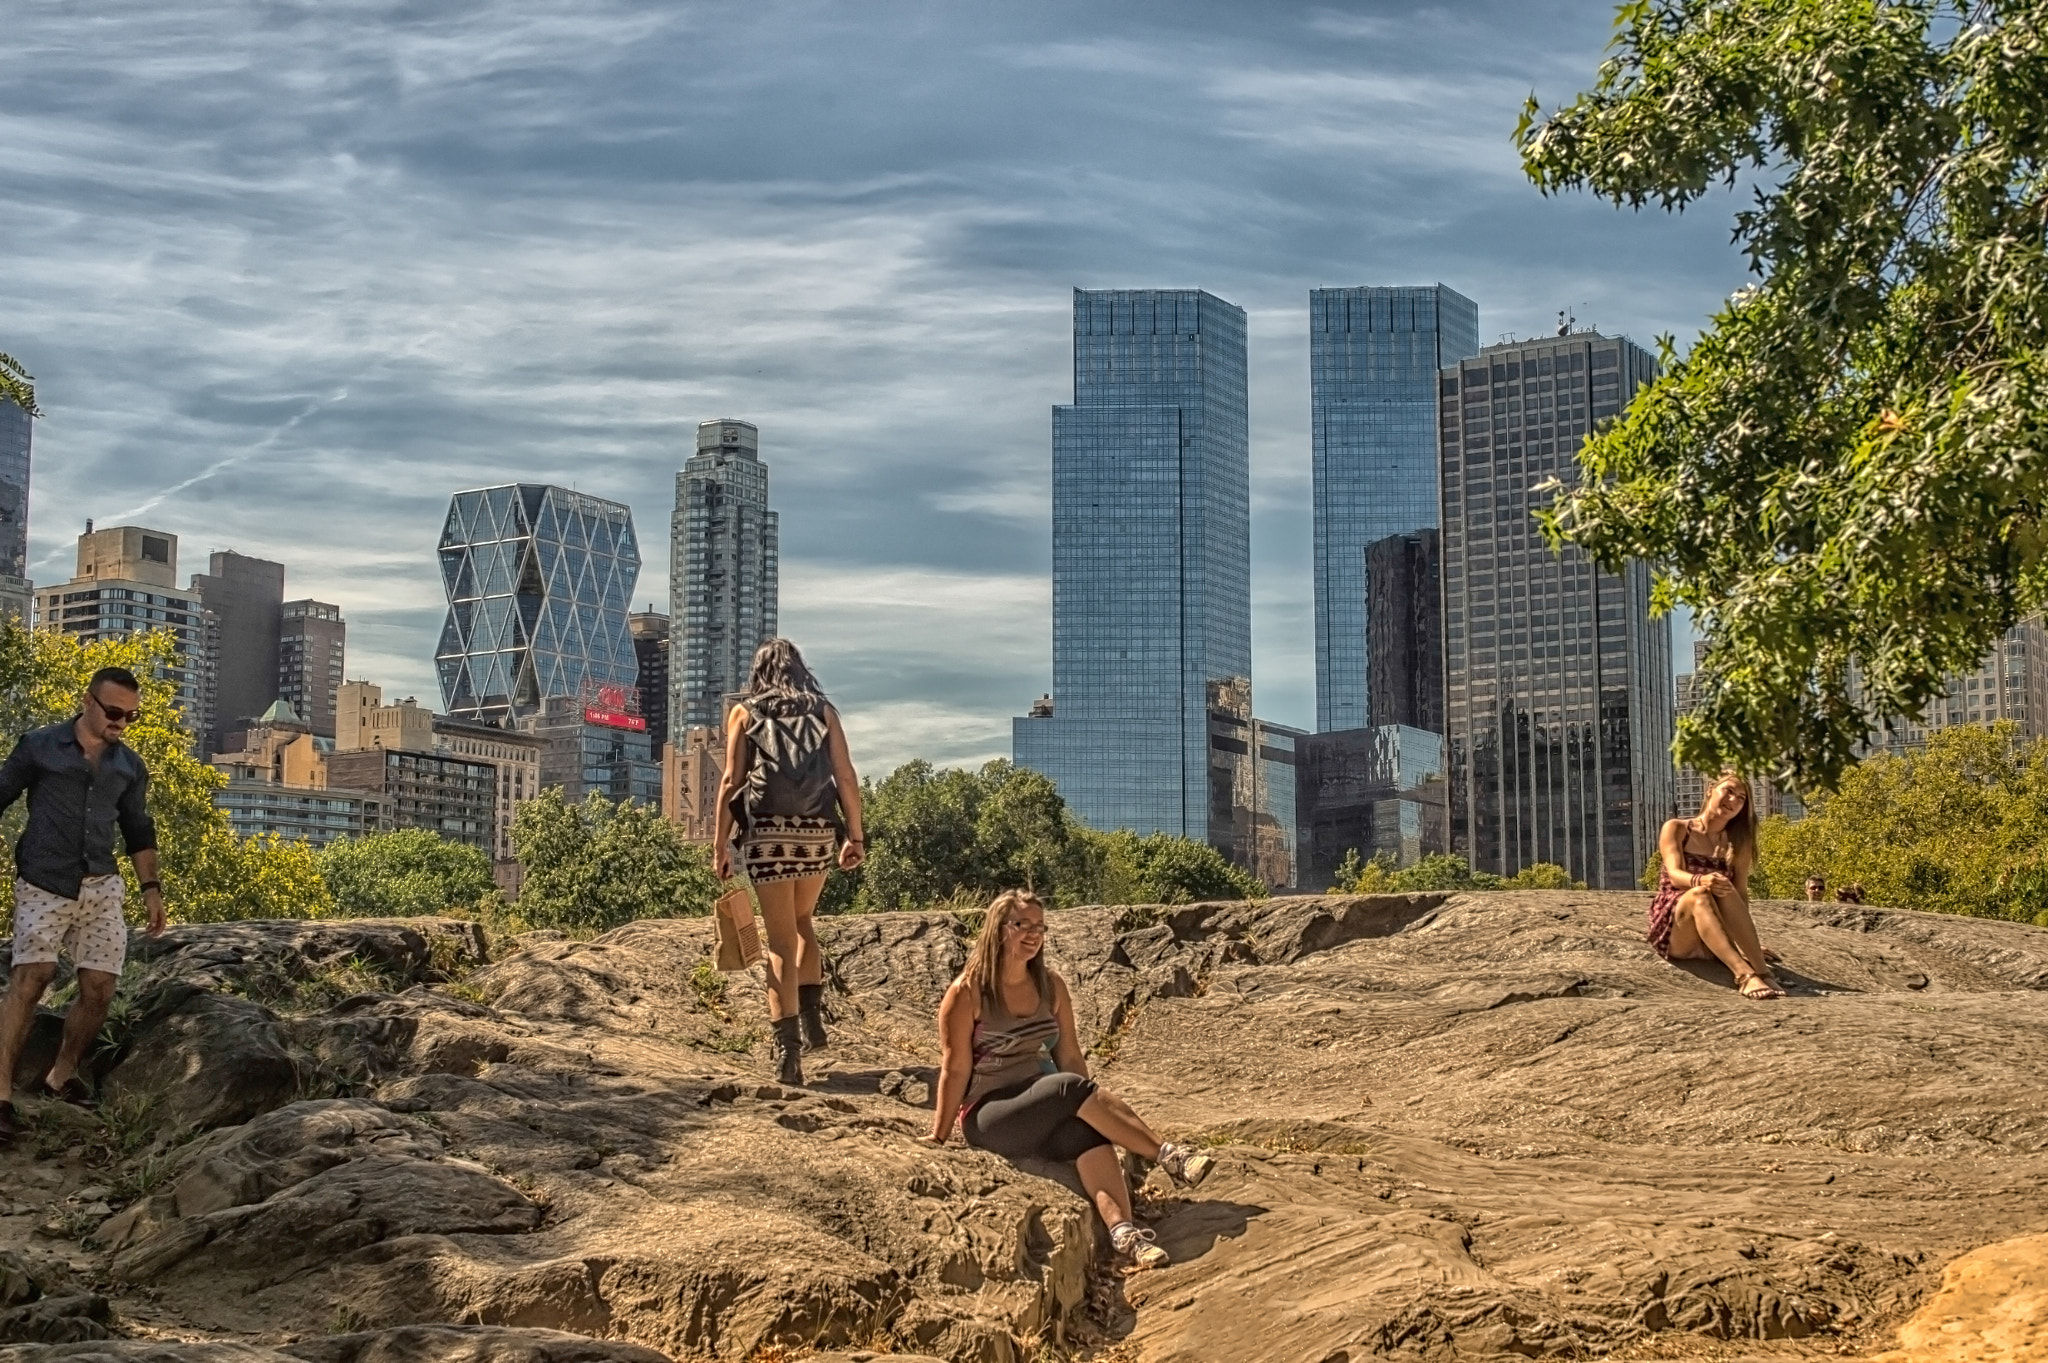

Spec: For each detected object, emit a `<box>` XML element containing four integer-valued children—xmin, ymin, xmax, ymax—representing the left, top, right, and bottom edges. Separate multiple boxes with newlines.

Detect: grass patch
<box><xmin>688</xmin><ymin>959</ymin><xmax>727</xmax><ymax>1008</ymax></box>
<box><xmin>1112</xmin><ymin>904</ymin><xmax>1163</xmax><ymax>933</ymax></box>
<box><xmin>708</xmin><ymin>1025</ymin><xmax>759</xmax><ymax>1054</ymax></box>
<box><xmin>110</xmin><ymin>1148</ymin><xmax>178</xmax><ymax>1203</ymax></box>
<box><xmin>440</xmin><ymin>978</ymin><xmax>495</xmax><ymax>1006</ymax></box>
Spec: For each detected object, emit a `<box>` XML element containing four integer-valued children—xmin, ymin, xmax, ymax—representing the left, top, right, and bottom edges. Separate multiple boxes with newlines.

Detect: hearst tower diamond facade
<box><xmin>436</xmin><ymin>484</ymin><xmax>642</xmax><ymax>724</ymax></box>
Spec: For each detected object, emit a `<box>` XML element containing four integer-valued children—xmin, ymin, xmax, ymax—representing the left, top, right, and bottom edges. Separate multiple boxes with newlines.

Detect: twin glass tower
<box><xmin>1013</xmin><ymin>290</ymin><xmax>1251</xmax><ymax>843</ymax></box>
<box><xmin>1015</xmin><ymin>284</ymin><xmax>1674</xmax><ymax>889</ymax></box>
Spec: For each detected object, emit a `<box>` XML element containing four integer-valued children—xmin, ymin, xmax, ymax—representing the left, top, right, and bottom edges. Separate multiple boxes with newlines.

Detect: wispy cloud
<box><xmin>2</xmin><ymin>0</ymin><xmax>1738</xmax><ymax>768</ymax></box>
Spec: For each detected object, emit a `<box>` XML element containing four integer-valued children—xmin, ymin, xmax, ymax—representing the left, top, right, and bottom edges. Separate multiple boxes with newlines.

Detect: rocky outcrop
<box><xmin>8</xmin><ymin>894</ymin><xmax>2048</xmax><ymax>1361</ymax></box>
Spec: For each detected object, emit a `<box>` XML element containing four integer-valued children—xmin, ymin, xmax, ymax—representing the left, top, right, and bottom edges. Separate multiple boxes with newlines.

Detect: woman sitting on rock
<box><xmin>713</xmin><ymin>638</ymin><xmax>866</xmax><ymax>1087</ymax></box>
<box><xmin>1648</xmin><ymin>772</ymin><xmax>1782</xmax><ymax>998</ymax></box>
<box><xmin>926</xmin><ymin>889</ymin><xmax>1212</xmax><ymax>1272</ymax></box>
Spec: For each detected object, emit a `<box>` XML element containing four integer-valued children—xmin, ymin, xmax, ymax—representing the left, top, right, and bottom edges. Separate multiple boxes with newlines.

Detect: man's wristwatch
<box><xmin>139</xmin><ymin>879</ymin><xmax>162</xmax><ymax>894</ymax></box>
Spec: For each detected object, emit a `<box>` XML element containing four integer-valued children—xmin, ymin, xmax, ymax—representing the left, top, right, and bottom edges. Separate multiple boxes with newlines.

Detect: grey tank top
<box><xmin>963</xmin><ymin>980</ymin><xmax>1061</xmax><ymax>1108</ymax></box>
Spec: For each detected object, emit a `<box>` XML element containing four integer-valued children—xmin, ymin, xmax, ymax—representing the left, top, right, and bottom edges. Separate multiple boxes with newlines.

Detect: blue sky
<box><xmin>3</xmin><ymin>1</ymin><xmax>1743</xmax><ymax>773</ymax></box>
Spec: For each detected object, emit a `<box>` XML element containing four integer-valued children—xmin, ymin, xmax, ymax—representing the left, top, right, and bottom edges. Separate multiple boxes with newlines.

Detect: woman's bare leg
<box><xmin>1669</xmin><ymin>887</ymin><xmax>1777</xmax><ymax>994</ymax></box>
<box><xmin>1708</xmin><ymin>886</ymin><xmax>1775</xmax><ymax>981</ymax></box>
<box><xmin>1078</xmin><ymin>1088</ymin><xmax>1163</xmax><ymax>1161</ymax></box>
<box><xmin>754</xmin><ymin>880</ymin><xmax>803</xmax><ymax>1021</ymax></box>
<box><xmin>1075</xmin><ymin>1144</ymin><xmax>1134</xmax><ymax>1227</ymax></box>
<box><xmin>789</xmin><ymin>873</ymin><xmax>826</xmax><ymax>988</ymax></box>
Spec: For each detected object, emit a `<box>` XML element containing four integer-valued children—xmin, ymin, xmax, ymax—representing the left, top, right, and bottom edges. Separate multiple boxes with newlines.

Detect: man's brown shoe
<box><xmin>36</xmin><ymin>1078</ymin><xmax>94</xmax><ymax>1109</ymax></box>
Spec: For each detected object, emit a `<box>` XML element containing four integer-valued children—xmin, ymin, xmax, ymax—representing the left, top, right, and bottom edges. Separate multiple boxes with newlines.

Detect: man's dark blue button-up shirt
<box><xmin>0</xmin><ymin>719</ymin><xmax>157</xmax><ymax>901</ymax></box>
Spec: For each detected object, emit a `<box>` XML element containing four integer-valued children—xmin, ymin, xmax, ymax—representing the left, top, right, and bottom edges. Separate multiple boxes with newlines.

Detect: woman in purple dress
<box><xmin>1647</xmin><ymin>773</ymin><xmax>1782</xmax><ymax>999</ymax></box>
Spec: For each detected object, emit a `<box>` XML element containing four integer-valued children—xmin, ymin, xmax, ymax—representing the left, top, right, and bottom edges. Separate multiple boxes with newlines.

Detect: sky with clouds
<box><xmin>3</xmin><ymin>1</ymin><xmax>1748</xmax><ymax>774</ymax></box>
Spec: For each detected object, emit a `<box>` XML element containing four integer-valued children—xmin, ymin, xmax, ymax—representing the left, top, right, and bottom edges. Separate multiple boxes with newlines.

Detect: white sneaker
<box><xmin>1110</xmin><ymin>1221</ymin><xmax>1170</xmax><ymax>1271</ymax></box>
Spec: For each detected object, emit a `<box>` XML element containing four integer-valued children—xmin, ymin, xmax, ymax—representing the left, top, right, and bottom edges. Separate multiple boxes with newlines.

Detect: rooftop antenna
<box><xmin>1557</xmin><ymin>310</ymin><xmax>1576</xmax><ymax>337</ymax></box>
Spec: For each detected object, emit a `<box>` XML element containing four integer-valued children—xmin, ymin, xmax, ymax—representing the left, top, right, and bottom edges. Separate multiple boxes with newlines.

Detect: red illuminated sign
<box><xmin>582</xmin><ymin>683</ymin><xmax>646</xmax><ymax>732</ymax></box>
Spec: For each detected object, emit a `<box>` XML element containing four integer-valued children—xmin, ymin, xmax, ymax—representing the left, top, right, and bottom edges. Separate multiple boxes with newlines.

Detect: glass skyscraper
<box><xmin>0</xmin><ymin>398</ymin><xmax>30</xmax><ymax>623</ymax></box>
<box><xmin>1013</xmin><ymin>289</ymin><xmax>1251</xmax><ymax>845</ymax></box>
<box><xmin>1438</xmin><ymin>331</ymin><xmax>1674</xmax><ymax>889</ymax></box>
<box><xmin>436</xmin><ymin>484</ymin><xmax>643</xmax><ymax>725</ymax></box>
<box><xmin>1310</xmin><ymin>285</ymin><xmax>1479</xmax><ymax>732</ymax></box>
<box><xmin>670</xmin><ymin>419</ymin><xmax>778</xmax><ymax>734</ymax></box>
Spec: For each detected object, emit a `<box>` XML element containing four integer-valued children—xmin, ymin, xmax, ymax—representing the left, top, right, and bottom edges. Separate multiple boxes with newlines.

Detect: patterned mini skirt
<box><xmin>740</xmin><ymin>814</ymin><xmax>839</xmax><ymax>884</ymax></box>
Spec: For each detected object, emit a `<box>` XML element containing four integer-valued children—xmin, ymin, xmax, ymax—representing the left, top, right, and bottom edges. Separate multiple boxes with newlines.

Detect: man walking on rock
<box><xmin>0</xmin><ymin>667</ymin><xmax>163</xmax><ymax>1140</ymax></box>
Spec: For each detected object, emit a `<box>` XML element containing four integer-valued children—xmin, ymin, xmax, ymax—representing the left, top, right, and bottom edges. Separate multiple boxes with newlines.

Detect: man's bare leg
<box><xmin>42</xmin><ymin>968</ymin><xmax>116</xmax><ymax>1092</ymax></box>
<box><xmin>0</xmin><ymin>962</ymin><xmax>59</xmax><ymax>1107</ymax></box>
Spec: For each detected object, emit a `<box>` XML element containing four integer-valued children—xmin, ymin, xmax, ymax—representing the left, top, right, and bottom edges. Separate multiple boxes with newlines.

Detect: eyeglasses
<box><xmin>1004</xmin><ymin>919</ymin><xmax>1048</xmax><ymax>938</ymax></box>
<box><xmin>91</xmin><ymin>694</ymin><xmax>141</xmax><ymax>725</ymax></box>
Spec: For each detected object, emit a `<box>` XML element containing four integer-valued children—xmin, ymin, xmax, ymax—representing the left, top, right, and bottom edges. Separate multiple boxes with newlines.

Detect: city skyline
<box><xmin>2</xmin><ymin>3</ymin><xmax>1751</xmax><ymax>775</ymax></box>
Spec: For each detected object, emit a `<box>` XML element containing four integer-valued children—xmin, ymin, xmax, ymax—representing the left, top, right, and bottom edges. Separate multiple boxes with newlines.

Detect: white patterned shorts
<box><xmin>12</xmin><ymin>876</ymin><xmax>129</xmax><ymax>976</ymax></box>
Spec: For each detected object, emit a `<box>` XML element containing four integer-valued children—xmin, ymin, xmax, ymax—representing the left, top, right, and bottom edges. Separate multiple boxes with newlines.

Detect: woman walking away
<box><xmin>1647</xmin><ymin>773</ymin><xmax>1782</xmax><ymax>999</ymax></box>
<box><xmin>713</xmin><ymin>639</ymin><xmax>865</xmax><ymax>1087</ymax></box>
<box><xmin>927</xmin><ymin>890</ymin><xmax>1213</xmax><ymax>1272</ymax></box>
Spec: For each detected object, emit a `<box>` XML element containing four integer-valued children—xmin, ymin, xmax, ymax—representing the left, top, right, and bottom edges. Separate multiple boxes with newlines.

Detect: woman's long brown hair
<box><xmin>962</xmin><ymin>889</ymin><xmax>1051</xmax><ymax>1017</ymax></box>
<box><xmin>1706</xmin><ymin>771</ymin><xmax>1758</xmax><ymax>865</ymax></box>
<box><xmin>743</xmin><ymin>637</ymin><xmax>828</xmax><ymax>718</ymax></box>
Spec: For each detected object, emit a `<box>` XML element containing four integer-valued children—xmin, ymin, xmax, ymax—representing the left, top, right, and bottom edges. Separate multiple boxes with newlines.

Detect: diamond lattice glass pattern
<box><xmin>437</xmin><ymin>484</ymin><xmax>641</xmax><ymax>724</ymax></box>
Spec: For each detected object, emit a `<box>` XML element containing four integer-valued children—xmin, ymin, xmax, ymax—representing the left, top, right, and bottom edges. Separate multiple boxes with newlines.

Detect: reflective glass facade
<box><xmin>0</xmin><ymin>398</ymin><xmax>28</xmax><ymax>580</ymax></box>
<box><xmin>1014</xmin><ymin>289</ymin><xmax>1251</xmax><ymax>845</ymax></box>
<box><xmin>1439</xmin><ymin>333</ymin><xmax>1674</xmax><ymax>888</ymax></box>
<box><xmin>1295</xmin><ymin>724</ymin><xmax>1447</xmax><ymax>888</ymax></box>
<box><xmin>437</xmin><ymin>485</ymin><xmax>641</xmax><ymax>724</ymax></box>
<box><xmin>1310</xmin><ymin>286</ymin><xmax>1478</xmax><ymax>732</ymax></box>
<box><xmin>671</xmin><ymin>420</ymin><xmax>778</xmax><ymax>732</ymax></box>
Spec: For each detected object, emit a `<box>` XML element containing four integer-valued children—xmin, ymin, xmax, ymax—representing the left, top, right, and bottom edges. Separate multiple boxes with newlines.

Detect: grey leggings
<box><xmin>962</xmin><ymin>1071</ymin><xmax>1110</xmax><ymax>1163</ymax></box>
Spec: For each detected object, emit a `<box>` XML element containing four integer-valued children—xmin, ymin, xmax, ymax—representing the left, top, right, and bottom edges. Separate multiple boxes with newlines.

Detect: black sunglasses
<box><xmin>91</xmin><ymin>694</ymin><xmax>141</xmax><ymax>724</ymax></box>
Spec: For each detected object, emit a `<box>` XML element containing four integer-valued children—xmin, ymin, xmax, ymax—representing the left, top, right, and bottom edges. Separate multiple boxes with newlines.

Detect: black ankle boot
<box><xmin>798</xmin><ymin>983</ymin><xmax>829</xmax><ymax>1051</ymax></box>
<box><xmin>772</xmin><ymin>1016</ymin><xmax>805</xmax><ymax>1087</ymax></box>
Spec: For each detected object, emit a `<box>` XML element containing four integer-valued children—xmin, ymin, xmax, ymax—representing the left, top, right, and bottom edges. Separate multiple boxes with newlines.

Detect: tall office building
<box><xmin>1310</xmin><ymin>285</ymin><xmax>1479</xmax><ymax>733</ymax></box>
<box><xmin>1860</xmin><ymin>617</ymin><xmax>2048</xmax><ymax>754</ymax></box>
<box><xmin>1013</xmin><ymin>289</ymin><xmax>1252</xmax><ymax>849</ymax></box>
<box><xmin>436</xmin><ymin>484</ymin><xmax>642</xmax><ymax>724</ymax></box>
<box><xmin>1296</xmin><ymin>725</ymin><xmax>1449</xmax><ymax>888</ymax></box>
<box><xmin>1365</xmin><ymin>529</ymin><xmax>1444</xmax><ymax>736</ymax></box>
<box><xmin>630</xmin><ymin>609</ymin><xmax>671</xmax><ymax>752</ymax></box>
<box><xmin>189</xmin><ymin>551</ymin><xmax>285</xmax><ymax>752</ymax></box>
<box><xmin>0</xmin><ymin>398</ymin><xmax>31</xmax><ymax>623</ymax></box>
<box><xmin>278</xmin><ymin>599</ymin><xmax>345</xmax><ymax>740</ymax></box>
<box><xmin>670</xmin><ymin>420</ymin><xmax>778</xmax><ymax>732</ymax></box>
<box><xmin>34</xmin><ymin>525</ymin><xmax>212</xmax><ymax>737</ymax></box>
<box><xmin>1439</xmin><ymin>330</ymin><xmax>1674</xmax><ymax>888</ymax></box>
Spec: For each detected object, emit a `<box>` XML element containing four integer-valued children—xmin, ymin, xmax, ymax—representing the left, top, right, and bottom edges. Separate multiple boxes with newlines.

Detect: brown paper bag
<box><xmin>714</xmin><ymin>879</ymin><xmax>762</xmax><ymax>971</ymax></box>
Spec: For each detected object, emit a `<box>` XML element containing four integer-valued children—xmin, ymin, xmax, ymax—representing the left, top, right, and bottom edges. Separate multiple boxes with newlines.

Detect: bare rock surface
<box><xmin>0</xmin><ymin>895</ymin><xmax>2044</xmax><ymax>1360</ymax></box>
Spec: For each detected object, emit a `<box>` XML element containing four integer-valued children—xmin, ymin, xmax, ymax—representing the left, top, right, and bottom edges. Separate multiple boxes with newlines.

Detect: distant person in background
<box><xmin>1805</xmin><ymin>876</ymin><xmax>1827</xmax><ymax>902</ymax></box>
<box><xmin>714</xmin><ymin>638</ymin><xmax>864</xmax><ymax>1088</ymax></box>
<box><xmin>1647</xmin><ymin>773</ymin><xmax>1784</xmax><ymax>999</ymax></box>
<box><xmin>1835</xmin><ymin>883</ymin><xmax>1866</xmax><ymax>905</ymax></box>
<box><xmin>927</xmin><ymin>889</ymin><xmax>1214</xmax><ymax>1272</ymax></box>
<box><xmin>0</xmin><ymin>668</ymin><xmax>165</xmax><ymax>1140</ymax></box>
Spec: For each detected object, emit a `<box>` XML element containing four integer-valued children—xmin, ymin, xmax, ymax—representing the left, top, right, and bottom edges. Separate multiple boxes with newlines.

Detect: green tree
<box><xmin>1504</xmin><ymin>862</ymin><xmax>1584</xmax><ymax>890</ymax></box>
<box><xmin>1757</xmin><ymin>722</ymin><xmax>2048</xmax><ymax>924</ymax></box>
<box><xmin>319</xmin><ymin>828</ymin><xmax>496</xmax><ymax>919</ymax></box>
<box><xmin>511</xmin><ymin>789</ymin><xmax>717</xmax><ymax>932</ymax></box>
<box><xmin>1087</xmin><ymin>829</ymin><xmax>1266</xmax><ymax>905</ymax></box>
<box><xmin>1519</xmin><ymin>1</ymin><xmax>2048</xmax><ymax>793</ymax></box>
<box><xmin>0</xmin><ymin>621</ymin><xmax>331</xmax><ymax>922</ymax></box>
<box><xmin>849</xmin><ymin>759</ymin><xmax>1101</xmax><ymax>911</ymax></box>
<box><xmin>0</xmin><ymin>354</ymin><xmax>38</xmax><ymax>418</ymax></box>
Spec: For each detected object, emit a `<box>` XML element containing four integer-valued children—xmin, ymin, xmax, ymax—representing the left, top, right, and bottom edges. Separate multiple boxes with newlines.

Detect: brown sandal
<box><xmin>1738</xmin><ymin>973</ymin><xmax>1785</xmax><ymax>1000</ymax></box>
